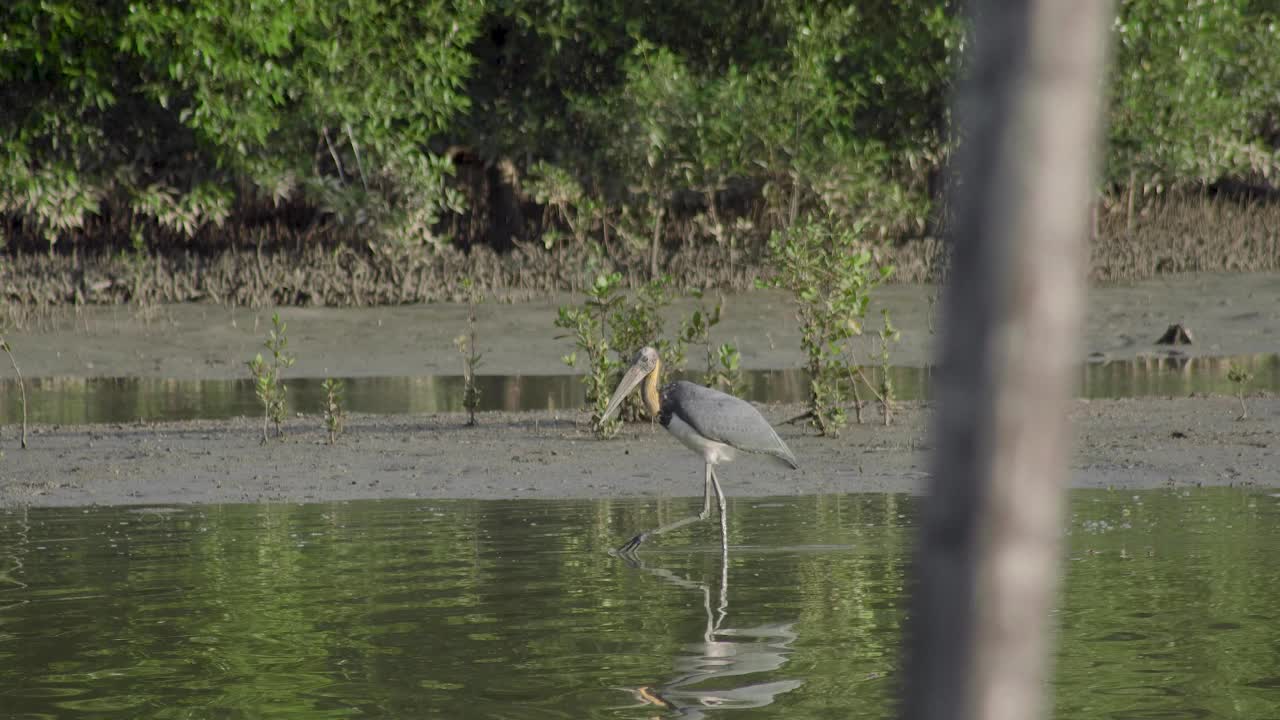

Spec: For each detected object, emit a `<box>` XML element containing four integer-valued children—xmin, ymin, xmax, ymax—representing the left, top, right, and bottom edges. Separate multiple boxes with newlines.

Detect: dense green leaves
<box><xmin>1</xmin><ymin>0</ymin><xmax>1277</xmax><ymax>252</ymax></box>
<box><xmin>2</xmin><ymin>0</ymin><xmax>483</xmax><ymax>248</ymax></box>
<box><xmin>2</xmin><ymin>2</ymin><xmax>133</xmax><ymax>245</ymax></box>
<box><xmin>761</xmin><ymin>219</ymin><xmax>894</xmax><ymax>435</ymax></box>
<box><xmin>1109</xmin><ymin>0</ymin><xmax>1280</xmax><ymax>189</ymax></box>
<box><xmin>124</xmin><ymin>0</ymin><xmax>484</xmax><ymax>245</ymax></box>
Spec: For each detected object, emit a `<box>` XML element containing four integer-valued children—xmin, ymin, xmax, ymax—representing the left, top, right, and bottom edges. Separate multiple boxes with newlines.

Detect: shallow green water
<box><xmin>2</xmin><ymin>353</ymin><xmax>1276</xmax><ymax>425</ymax></box>
<box><xmin>1</xmin><ymin>489</ymin><xmax>1277</xmax><ymax>718</ymax></box>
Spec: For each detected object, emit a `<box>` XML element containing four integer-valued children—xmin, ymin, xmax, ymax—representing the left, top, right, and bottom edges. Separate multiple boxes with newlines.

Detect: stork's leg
<box><xmin>699</xmin><ymin>463</ymin><xmax>714</xmax><ymax>520</ymax></box>
<box><xmin>616</xmin><ymin>514</ymin><xmax>706</xmax><ymax>555</ymax></box>
<box><xmin>710</xmin><ymin>466</ymin><xmax>728</xmax><ymax>550</ymax></box>
<box><xmin>616</xmin><ymin>463</ymin><xmax>716</xmax><ymax>555</ymax></box>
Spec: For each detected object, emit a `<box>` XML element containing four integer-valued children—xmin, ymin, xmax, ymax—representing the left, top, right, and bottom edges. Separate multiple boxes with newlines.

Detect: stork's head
<box><xmin>601</xmin><ymin>346</ymin><xmax>660</xmax><ymax>422</ymax></box>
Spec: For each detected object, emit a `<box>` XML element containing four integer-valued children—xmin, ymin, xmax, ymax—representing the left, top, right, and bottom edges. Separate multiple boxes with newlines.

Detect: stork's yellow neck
<box><xmin>642</xmin><ymin>356</ymin><xmax>662</xmax><ymax>417</ymax></box>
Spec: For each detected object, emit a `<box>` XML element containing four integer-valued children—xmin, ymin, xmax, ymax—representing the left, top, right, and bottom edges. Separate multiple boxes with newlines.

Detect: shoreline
<box><xmin>2</xmin><ymin>272</ymin><xmax>1277</xmax><ymax>381</ymax></box>
<box><xmin>2</xmin><ymin>396</ymin><xmax>1275</xmax><ymax>509</ymax></box>
<box><xmin>1</xmin><ymin>271</ymin><xmax>1276</xmax><ymax>509</ymax></box>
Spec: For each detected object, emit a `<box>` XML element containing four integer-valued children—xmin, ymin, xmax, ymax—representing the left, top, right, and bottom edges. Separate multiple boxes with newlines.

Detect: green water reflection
<box><xmin>2</xmin><ymin>353</ymin><xmax>1276</xmax><ymax>426</ymax></box>
<box><xmin>1</xmin><ymin>490</ymin><xmax>1277</xmax><ymax>718</ymax></box>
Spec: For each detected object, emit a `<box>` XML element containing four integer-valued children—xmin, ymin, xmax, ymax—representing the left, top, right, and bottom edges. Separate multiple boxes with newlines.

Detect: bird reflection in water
<box><xmin>619</xmin><ymin>521</ymin><xmax>803</xmax><ymax>717</ymax></box>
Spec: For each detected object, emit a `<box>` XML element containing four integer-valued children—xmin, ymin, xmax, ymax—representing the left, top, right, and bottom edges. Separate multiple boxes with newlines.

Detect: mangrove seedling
<box><xmin>246</xmin><ymin>312</ymin><xmax>295</xmax><ymax>443</ymax></box>
<box><xmin>759</xmin><ymin>218</ymin><xmax>892</xmax><ymax>436</ymax></box>
<box><xmin>453</xmin><ymin>278</ymin><xmax>484</xmax><ymax>426</ymax></box>
<box><xmin>556</xmin><ymin>273</ymin><xmax>625</xmax><ymax>437</ymax></box>
<box><xmin>869</xmin><ymin>309</ymin><xmax>901</xmax><ymax>425</ymax></box>
<box><xmin>677</xmin><ymin>291</ymin><xmax>739</xmax><ymax>394</ymax></box>
<box><xmin>1227</xmin><ymin>363</ymin><xmax>1253</xmax><ymax>420</ymax></box>
<box><xmin>926</xmin><ymin>291</ymin><xmax>940</xmax><ymax>336</ymax></box>
<box><xmin>878</xmin><ymin>310</ymin><xmax>900</xmax><ymax>424</ymax></box>
<box><xmin>610</xmin><ymin>274</ymin><xmax>687</xmax><ymax>380</ymax></box>
<box><xmin>0</xmin><ymin>334</ymin><xmax>28</xmax><ymax>449</ymax></box>
<box><xmin>123</xmin><ymin>228</ymin><xmax>160</xmax><ymax>324</ymax></box>
<box><xmin>706</xmin><ymin>342</ymin><xmax>745</xmax><ymax>397</ymax></box>
<box><xmin>555</xmin><ymin>272</ymin><xmax>704</xmax><ymax>437</ymax></box>
<box><xmin>321</xmin><ymin>377</ymin><xmax>345</xmax><ymax>444</ymax></box>
<box><xmin>848</xmin><ymin>309</ymin><xmax>902</xmax><ymax>426</ymax></box>
<box><xmin>453</xmin><ymin>333</ymin><xmax>482</xmax><ymax>426</ymax></box>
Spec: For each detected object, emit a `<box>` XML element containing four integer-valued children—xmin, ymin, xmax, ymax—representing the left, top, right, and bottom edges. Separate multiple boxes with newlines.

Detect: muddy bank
<box><xmin>2</xmin><ymin>272</ymin><xmax>1277</xmax><ymax>380</ymax></box>
<box><xmin>1</xmin><ymin>396</ymin><xmax>1275</xmax><ymax>508</ymax></box>
<box><xmin>1</xmin><ymin>271</ymin><xmax>1275</xmax><ymax>509</ymax></box>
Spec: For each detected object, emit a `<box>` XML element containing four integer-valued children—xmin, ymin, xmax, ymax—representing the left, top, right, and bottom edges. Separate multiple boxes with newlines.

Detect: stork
<box><xmin>601</xmin><ymin>346</ymin><xmax>798</xmax><ymax>554</ymax></box>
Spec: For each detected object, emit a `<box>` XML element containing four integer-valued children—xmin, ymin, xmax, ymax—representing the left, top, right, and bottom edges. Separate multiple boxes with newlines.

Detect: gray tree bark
<box><xmin>900</xmin><ymin>3</ymin><xmax>1114</xmax><ymax>720</ymax></box>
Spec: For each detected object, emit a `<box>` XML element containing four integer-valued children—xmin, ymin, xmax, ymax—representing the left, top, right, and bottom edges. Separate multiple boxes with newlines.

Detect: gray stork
<box><xmin>601</xmin><ymin>346</ymin><xmax>798</xmax><ymax>553</ymax></box>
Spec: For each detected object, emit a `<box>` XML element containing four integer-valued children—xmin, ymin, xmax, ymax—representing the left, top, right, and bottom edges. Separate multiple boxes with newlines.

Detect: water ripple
<box><xmin>0</xmin><ymin>489</ymin><xmax>1275</xmax><ymax>718</ymax></box>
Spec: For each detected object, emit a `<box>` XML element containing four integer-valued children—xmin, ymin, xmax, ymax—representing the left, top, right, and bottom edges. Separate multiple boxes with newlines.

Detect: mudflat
<box><xmin>6</xmin><ymin>272</ymin><xmax>1278</xmax><ymax>379</ymax></box>
<box><xmin>0</xmin><ymin>397</ymin><xmax>1274</xmax><ymax>508</ymax></box>
<box><xmin>1</xmin><ymin>272</ymin><xmax>1276</xmax><ymax>507</ymax></box>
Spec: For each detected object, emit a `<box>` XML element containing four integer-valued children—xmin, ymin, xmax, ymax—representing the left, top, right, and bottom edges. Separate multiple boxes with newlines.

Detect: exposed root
<box><xmin>0</xmin><ymin>196</ymin><xmax>1277</xmax><ymax>318</ymax></box>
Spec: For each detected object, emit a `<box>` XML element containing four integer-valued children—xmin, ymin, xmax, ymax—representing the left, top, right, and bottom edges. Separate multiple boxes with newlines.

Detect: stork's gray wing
<box><xmin>666</xmin><ymin>381</ymin><xmax>798</xmax><ymax>468</ymax></box>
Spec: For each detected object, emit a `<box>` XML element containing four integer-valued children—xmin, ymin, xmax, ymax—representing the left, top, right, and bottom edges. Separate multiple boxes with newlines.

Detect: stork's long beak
<box><xmin>600</xmin><ymin>361</ymin><xmax>649</xmax><ymax>422</ymax></box>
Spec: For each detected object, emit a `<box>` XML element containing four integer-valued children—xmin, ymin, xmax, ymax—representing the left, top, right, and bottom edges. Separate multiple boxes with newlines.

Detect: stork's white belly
<box><xmin>666</xmin><ymin>413</ymin><xmax>738</xmax><ymax>465</ymax></box>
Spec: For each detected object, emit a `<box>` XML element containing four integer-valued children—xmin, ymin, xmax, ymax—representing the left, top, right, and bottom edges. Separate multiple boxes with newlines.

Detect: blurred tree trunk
<box><xmin>650</xmin><ymin>206</ymin><xmax>665</xmax><ymax>280</ymax></box>
<box><xmin>448</xmin><ymin>149</ymin><xmax>526</xmax><ymax>252</ymax></box>
<box><xmin>899</xmin><ymin>3</ymin><xmax>1113</xmax><ymax>720</ymax></box>
<box><xmin>487</xmin><ymin>158</ymin><xmax>526</xmax><ymax>252</ymax></box>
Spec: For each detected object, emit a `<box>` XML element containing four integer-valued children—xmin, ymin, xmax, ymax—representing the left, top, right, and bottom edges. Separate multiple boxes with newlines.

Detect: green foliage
<box><xmin>2</xmin><ymin>0</ymin><xmax>1277</xmax><ymax>255</ymax></box>
<box><xmin>675</xmin><ymin>292</ymin><xmax>742</xmax><ymax>396</ymax></box>
<box><xmin>610</xmin><ymin>275</ymin><xmax>688</xmax><ymax>380</ymax></box>
<box><xmin>760</xmin><ymin>218</ymin><xmax>892</xmax><ymax>436</ymax></box>
<box><xmin>0</xmin><ymin>2</ymin><xmax>118</xmax><ymax>247</ymax></box>
<box><xmin>0</xmin><ymin>2</ymin><xmax>242</xmax><ymax>247</ymax></box>
<box><xmin>1</xmin><ymin>0</ymin><xmax>482</xmax><ymax>248</ymax></box>
<box><xmin>321</xmin><ymin>377</ymin><xmax>345</xmax><ymax>444</ymax></box>
<box><xmin>122</xmin><ymin>0</ymin><xmax>482</xmax><ymax>246</ymax></box>
<box><xmin>677</xmin><ymin>294</ymin><xmax>721</xmax><ymax>354</ymax></box>
<box><xmin>563</xmin><ymin>3</ymin><xmax>955</xmax><ymax>246</ymax></box>
<box><xmin>1109</xmin><ymin>0</ymin><xmax>1280</xmax><ymax>192</ymax></box>
<box><xmin>582</xmin><ymin>44</ymin><xmax>706</xmax><ymax>229</ymax></box>
<box><xmin>706</xmin><ymin>343</ymin><xmax>745</xmax><ymax>397</ymax></box>
<box><xmin>246</xmin><ymin>312</ymin><xmax>296</xmax><ymax>443</ymax></box>
<box><xmin>245</xmin><ymin>356</ymin><xmax>273</xmax><ymax>442</ymax></box>
<box><xmin>130</xmin><ymin>183</ymin><xmax>233</xmax><ymax>238</ymax></box>
<box><xmin>556</xmin><ymin>273</ymin><xmax>625</xmax><ymax>438</ymax></box>
<box><xmin>525</xmin><ymin>161</ymin><xmax>603</xmax><ymax>251</ymax></box>
<box><xmin>871</xmin><ymin>309</ymin><xmax>901</xmax><ymax>426</ymax></box>
<box><xmin>744</xmin><ymin>2</ymin><xmax>952</xmax><ymax>237</ymax></box>
<box><xmin>1227</xmin><ymin>363</ymin><xmax>1253</xmax><ymax>420</ymax></box>
<box><xmin>555</xmin><ymin>272</ymin><xmax>701</xmax><ymax>437</ymax></box>
<box><xmin>0</xmin><ymin>149</ymin><xmax>101</xmax><ymax>250</ymax></box>
<box><xmin>0</xmin><ymin>334</ymin><xmax>29</xmax><ymax>449</ymax></box>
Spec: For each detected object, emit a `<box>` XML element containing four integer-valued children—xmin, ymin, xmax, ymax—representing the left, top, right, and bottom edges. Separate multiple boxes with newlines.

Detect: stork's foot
<box><xmin>612</xmin><ymin>511</ymin><xmax>709</xmax><ymax>557</ymax></box>
<box><xmin>615</xmin><ymin>532</ymin><xmax>649</xmax><ymax>555</ymax></box>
